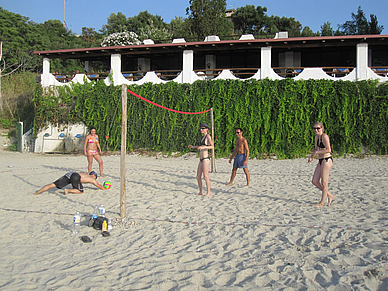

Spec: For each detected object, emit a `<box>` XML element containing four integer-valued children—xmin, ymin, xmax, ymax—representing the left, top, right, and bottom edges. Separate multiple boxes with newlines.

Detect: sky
<box><xmin>1</xmin><ymin>0</ymin><xmax>387</xmax><ymax>35</ymax></box>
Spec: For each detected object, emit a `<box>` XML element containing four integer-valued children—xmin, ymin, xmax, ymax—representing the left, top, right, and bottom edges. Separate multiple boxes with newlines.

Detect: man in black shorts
<box><xmin>34</xmin><ymin>171</ymin><xmax>107</xmax><ymax>195</ymax></box>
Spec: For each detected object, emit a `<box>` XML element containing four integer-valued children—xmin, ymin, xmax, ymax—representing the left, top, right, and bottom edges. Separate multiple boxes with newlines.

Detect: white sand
<box><xmin>1</xmin><ymin>147</ymin><xmax>388</xmax><ymax>290</ymax></box>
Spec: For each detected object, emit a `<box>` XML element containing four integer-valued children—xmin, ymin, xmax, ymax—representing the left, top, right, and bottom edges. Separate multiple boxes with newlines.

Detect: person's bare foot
<box><xmin>196</xmin><ymin>193</ymin><xmax>203</xmax><ymax>196</ymax></box>
<box><xmin>314</xmin><ymin>202</ymin><xmax>325</xmax><ymax>207</ymax></box>
<box><xmin>33</xmin><ymin>191</ymin><xmax>39</xmax><ymax>196</ymax></box>
<box><xmin>226</xmin><ymin>182</ymin><xmax>232</xmax><ymax>186</ymax></box>
<box><xmin>327</xmin><ymin>194</ymin><xmax>335</xmax><ymax>206</ymax></box>
<box><xmin>205</xmin><ymin>193</ymin><xmax>211</xmax><ymax>198</ymax></box>
<box><xmin>64</xmin><ymin>189</ymin><xmax>69</xmax><ymax>195</ymax></box>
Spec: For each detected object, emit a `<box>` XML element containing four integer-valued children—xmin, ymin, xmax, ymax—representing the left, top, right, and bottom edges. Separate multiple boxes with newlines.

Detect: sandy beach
<box><xmin>1</xmin><ymin>144</ymin><xmax>388</xmax><ymax>290</ymax></box>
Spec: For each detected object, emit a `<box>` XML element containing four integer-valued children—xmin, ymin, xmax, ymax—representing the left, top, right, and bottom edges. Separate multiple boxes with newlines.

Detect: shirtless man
<box><xmin>227</xmin><ymin>128</ymin><xmax>250</xmax><ymax>187</ymax></box>
<box><xmin>34</xmin><ymin>171</ymin><xmax>107</xmax><ymax>195</ymax></box>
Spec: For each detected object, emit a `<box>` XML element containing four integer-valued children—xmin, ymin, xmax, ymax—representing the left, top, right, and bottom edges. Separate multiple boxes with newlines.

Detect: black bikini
<box><xmin>201</xmin><ymin>134</ymin><xmax>208</xmax><ymax>146</ymax></box>
<box><xmin>317</xmin><ymin>136</ymin><xmax>333</xmax><ymax>165</ymax></box>
<box><xmin>200</xmin><ymin>135</ymin><xmax>211</xmax><ymax>162</ymax></box>
<box><xmin>317</xmin><ymin>137</ymin><xmax>325</xmax><ymax>149</ymax></box>
<box><xmin>319</xmin><ymin>156</ymin><xmax>333</xmax><ymax>165</ymax></box>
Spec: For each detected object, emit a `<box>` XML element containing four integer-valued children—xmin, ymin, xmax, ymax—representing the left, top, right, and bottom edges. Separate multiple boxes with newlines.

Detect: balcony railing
<box><xmin>52</xmin><ymin>66</ymin><xmax>388</xmax><ymax>84</ymax></box>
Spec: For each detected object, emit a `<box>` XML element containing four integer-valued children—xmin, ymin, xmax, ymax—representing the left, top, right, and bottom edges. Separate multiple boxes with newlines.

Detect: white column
<box><xmin>111</xmin><ymin>54</ymin><xmax>122</xmax><ymax>85</ymax></box>
<box><xmin>43</xmin><ymin>58</ymin><xmax>50</xmax><ymax>74</ymax></box>
<box><xmin>182</xmin><ymin>50</ymin><xmax>194</xmax><ymax>83</ymax></box>
<box><xmin>261</xmin><ymin>47</ymin><xmax>272</xmax><ymax>79</ymax></box>
<box><xmin>356</xmin><ymin>43</ymin><xmax>368</xmax><ymax>80</ymax></box>
<box><xmin>41</xmin><ymin>58</ymin><xmax>53</xmax><ymax>86</ymax></box>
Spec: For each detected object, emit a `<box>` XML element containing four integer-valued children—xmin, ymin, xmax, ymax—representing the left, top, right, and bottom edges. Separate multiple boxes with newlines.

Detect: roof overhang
<box><xmin>34</xmin><ymin>34</ymin><xmax>388</xmax><ymax>60</ymax></box>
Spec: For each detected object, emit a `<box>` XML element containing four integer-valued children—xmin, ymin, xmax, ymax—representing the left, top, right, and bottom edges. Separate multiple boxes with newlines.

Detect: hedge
<box><xmin>33</xmin><ymin>78</ymin><xmax>388</xmax><ymax>158</ymax></box>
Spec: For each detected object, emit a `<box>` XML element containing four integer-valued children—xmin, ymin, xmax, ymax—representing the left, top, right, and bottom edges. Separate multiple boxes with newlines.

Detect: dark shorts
<box><xmin>233</xmin><ymin>154</ymin><xmax>248</xmax><ymax>169</ymax></box>
<box><xmin>53</xmin><ymin>172</ymin><xmax>84</xmax><ymax>192</ymax></box>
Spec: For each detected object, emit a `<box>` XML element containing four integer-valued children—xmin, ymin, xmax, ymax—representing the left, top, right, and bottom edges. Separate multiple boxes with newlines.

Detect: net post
<box><xmin>120</xmin><ymin>85</ymin><xmax>127</xmax><ymax>218</ymax></box>
<box><xmin>210</xmin><ymin>108</ymin><xmax>216</xmax><ymax>173</ymax></box>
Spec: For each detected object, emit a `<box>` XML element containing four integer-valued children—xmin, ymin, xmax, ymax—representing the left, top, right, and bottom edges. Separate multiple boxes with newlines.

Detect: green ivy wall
<box><xmin>33</xmin><ymin>79</ymin><xmax>388</xmax><ymax>158</ymax></box>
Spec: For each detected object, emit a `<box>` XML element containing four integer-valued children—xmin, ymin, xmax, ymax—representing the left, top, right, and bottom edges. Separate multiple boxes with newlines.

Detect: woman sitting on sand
<box><xmin>188</xmin><ymin>123</ymin><xmax>214</xmax><ymax>197</ymax></box>
<box><xmin>308</xmin><ymin>122</ymin><xmax>335</xmax><ymax>207</ymax></box>
<box><xmin>84</xmin><ymin>127</ymin><xmax>104</xmax><ymax>177</ymax></box>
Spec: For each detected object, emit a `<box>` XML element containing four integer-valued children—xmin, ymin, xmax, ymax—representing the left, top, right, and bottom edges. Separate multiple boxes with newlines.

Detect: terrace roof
<box><xmin>34</xmin><ymin>34</ymin><xmax>388</xmax><ymax>60</ymax></box>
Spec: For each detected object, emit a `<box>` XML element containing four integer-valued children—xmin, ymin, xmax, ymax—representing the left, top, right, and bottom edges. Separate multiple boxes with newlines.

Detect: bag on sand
<box><xmin>89</xmin><ymin>216</ymin><xmax>108</xmax><ymax>230</ymax></box>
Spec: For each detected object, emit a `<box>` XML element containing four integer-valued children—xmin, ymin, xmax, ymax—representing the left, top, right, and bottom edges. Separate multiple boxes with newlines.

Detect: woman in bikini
<box><xmin>84</xmin><ymin>127</ymin><xmax>104</xmax><ymax>177</ymax></box>
<box><xmin>188</xmin><ymin>123</ymin><xmax>214</xmax><ymax>197</ymax></box>
<box><xmin>308</xmin><ymin>122</ymin><xmax>334</xmax><ymax>207</ymax></box>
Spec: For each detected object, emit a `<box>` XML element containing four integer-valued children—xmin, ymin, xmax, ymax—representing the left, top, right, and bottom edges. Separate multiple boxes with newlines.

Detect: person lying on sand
<box><xmin>34</xmin><ymin>171</ymin><xmax>107</xmax><ymax>195</ymax></box>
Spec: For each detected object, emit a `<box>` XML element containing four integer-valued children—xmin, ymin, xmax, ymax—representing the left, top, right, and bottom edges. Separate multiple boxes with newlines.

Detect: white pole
<box><xmin>120</xmin><ymin>85</ymin><xmax>127</xmax><ymax>218</ymax></box>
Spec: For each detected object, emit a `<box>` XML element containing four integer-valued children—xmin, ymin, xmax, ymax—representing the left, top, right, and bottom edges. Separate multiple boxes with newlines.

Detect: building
<box><xmin>34</xmin><ymin>33</ymin><xmax>388</xmax><ymax>88</ymax></box>
<box><xmin>29</xmin><ymin>33</ymin><xmax>388</xmax><ymax>153</ymax></box>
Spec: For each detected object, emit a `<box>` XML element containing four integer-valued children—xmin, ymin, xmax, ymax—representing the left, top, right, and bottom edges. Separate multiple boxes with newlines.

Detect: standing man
<box><xmin>227</xmin><ymin>128</ymin><xmax>250</xmax><ymax>187</ymax></box>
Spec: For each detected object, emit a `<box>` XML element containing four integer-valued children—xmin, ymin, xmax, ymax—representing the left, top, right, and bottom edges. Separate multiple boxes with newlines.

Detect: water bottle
<box><xmin>73</xmin><ymin>212</ymin><xmax>81</xmax><ymax>234</ymax></box>
<box><xmin>98</xmin><ymin>205</ymin><xmax>106</xmax><ymax>217</ymax></box>
<box><xmin>107</xmin><ymin>218</ymin><xmax>112</xmax><ymax>232</ymax></box>
<box><xmin>92</xmin><ymin>204</ymin><xmax>99</xmax><ymax>219</ymax></box>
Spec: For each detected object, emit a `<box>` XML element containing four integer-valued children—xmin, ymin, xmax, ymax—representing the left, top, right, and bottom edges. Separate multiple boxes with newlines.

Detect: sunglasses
<box><xmin>313</xmin><ymin>127</ymin><xmax>321</xmax><ymax>130</ymax></box>
<box><xmin>200</xmin><ymin>127</ymin><xmax>207</xmax><ymax>130</ymax></box>
<box><xmin>236</xmin><ymin>131</ymin><xmax>241</xmax><ymax>134</ymax></box>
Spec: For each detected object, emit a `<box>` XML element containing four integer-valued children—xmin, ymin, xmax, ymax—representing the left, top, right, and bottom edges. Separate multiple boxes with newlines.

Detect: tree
<box><xmin>320</xmin><ymin>21</ymin><xmax>334</xmax><ymax>36</ymax></box>
<box><xmin>265</xmin><ymin>16</ymin><xmax>303</xmax><ymax>37</ymax></box>
<box><xmin>128</xmin><ymin>11</ymin><xmax>169</xmax><ymax>34</ymax></box>
<box><xmin>137</xmin><ymin>21</ymin><xmax>172</xmax><ymax>42</ymax></box>
<box><xmin>81</xmin><ymin>27</ymin><xmax>103</xmax><ymax>47</ymax></box>
<box><xmin>100</xmin><ymin>11</ymin><xmax>171</xmax><ymax>43</ymax></box>
<box><xmin>369</xmin><ymin>14</ymin><xmax>384</xmax><ymax>34</ymax></box>
<box><xmin>231</xmin><ymin>5</ymin><xmax>268</xmax><ymax>34</ymax></box>
<box><xmin>301</xmin><ymin>26</ymin><xmax>318</xmax><ymax>37</ymax></box>
<box><xmin>101</xmin><ymin>12</ymin><xmax>129</xmax><ymax>35</ymax></box>
<box><xmin>339</xmin><ymin>6</ymin><xmax>383</xmax><ymax>35</ymax></box>
<box><xmin>170</xmin><ymin>17</ymin><xmax>192</xmax><ymax>39</ymax></box>
<box><xmin>186</xmin><ymin>0</ymin><xmax>233</xmax><ymax>39</ymax></box>
<box><xmin>254</xmin><ymin>6</ymin><xmax>269</xmax><ymax>34</ymax></box>
<box><xmin>0</xmin><ymin>8</ymin><xmax>42</xmax><ymax>73</ymax></box>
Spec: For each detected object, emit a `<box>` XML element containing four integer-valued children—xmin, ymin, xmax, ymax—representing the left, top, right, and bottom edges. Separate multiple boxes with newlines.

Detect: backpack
<box><xmin>88</xmin><ymin>216</ymin><xmax>108</xmax><ymax>230</ymax></box>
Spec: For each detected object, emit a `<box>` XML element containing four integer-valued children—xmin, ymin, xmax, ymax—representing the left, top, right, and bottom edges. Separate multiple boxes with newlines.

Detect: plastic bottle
<box><xmin>73</xmin><ymin>212</ymin><xmax>81</xmax><ymax>234</ymax></box>
<box><xmin>107</xmin><ymin>218</ymin><xmax>112</xmax><ymax>232</ymax></box>
<box><xmin>92</xmin><ymin>204</ymin><xmax>99</xmax><ymax>219</ymax></box>
<box><xmin>102</xmin><ymin>220</ymin><xmax>108</xmax><ymax>232</ymax></box>
<box><xmin>99</xmin><ymin>205</ymin><xmax>106</xmax><ymax>217</ymax></box>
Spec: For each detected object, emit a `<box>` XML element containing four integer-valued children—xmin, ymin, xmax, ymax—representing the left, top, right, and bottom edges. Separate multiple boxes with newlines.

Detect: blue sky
<box><xmin>1</xmin><ymin>0</ymin><xmax>387</xmax><ymax>35</ymax></box>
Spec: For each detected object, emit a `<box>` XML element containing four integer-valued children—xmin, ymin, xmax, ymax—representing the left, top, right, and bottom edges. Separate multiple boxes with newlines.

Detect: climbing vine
<box><xmin>33</xmin><ymin>79</ymin><xmax>388</xmax><ymax>158</ymax></box>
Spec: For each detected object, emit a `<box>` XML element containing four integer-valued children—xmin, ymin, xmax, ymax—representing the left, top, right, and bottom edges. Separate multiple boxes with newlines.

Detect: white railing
<box><xmin>45</xmin><ymin>66</ymin><xmax>388</xmax><ymax>87</ymax></box>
